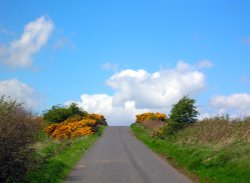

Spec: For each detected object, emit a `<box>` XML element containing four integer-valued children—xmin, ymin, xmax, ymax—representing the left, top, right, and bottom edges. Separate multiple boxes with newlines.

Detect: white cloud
<box><xmin>0</xmin><ymin>79</ymin><xmax>38</xmax><ymax>108</ymax></box>
<box><xmin>0</xmin><ymin>16</ymin><xmax>54</xmax><ymax>68</ymax></box>
<box><xmin>73</xmin><ymin>94</ymin><xmax>150</xmax><ymax>126</ymax></box>
<box><xmin>68</xmin><ymin>61</ymin><xmax>207</xmax><ymax>125</ymax></box>
<box><xmin>196</xmin><ymin>60</ymin><xmax>214</xmax><ymax>69</ymax></box>
<box><xmin>107</xmin><ymin>62</ymin><xmax>205</xmax><ymax>109</ymax></box>
<box><xmin>210</xmin><ymin>93</ymin><xmax>250</xmax><ymax>116</ymax></box>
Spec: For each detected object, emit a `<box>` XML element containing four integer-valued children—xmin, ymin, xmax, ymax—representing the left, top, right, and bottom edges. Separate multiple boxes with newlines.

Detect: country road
<box><xmin>65</xmin><ymin>126</ymin><xmax>192</xmax><ymax>183</ymax></box>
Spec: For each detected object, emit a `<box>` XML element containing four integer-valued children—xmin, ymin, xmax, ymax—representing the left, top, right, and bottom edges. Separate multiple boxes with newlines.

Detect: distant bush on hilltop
<box><xmin>43</xmin><ymin>103</ymin><xmax>88</xmax><ymax>124</ymax></box>
<box><xmin>136</xmin><ymin>112</ymin><xmax>167</xmax><ymax>122</ymax></box>
<box><xmin>135</xmin><ymin>96</ymin><xmax>199</xmax><ymax>137</ymax></box>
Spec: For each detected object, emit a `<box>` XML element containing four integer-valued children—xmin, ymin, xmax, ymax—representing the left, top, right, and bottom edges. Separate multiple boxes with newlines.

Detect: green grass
<box><xmin>24</xmin><ymin>126</ymin><xmax>106</xmax><ymax>183</ymax></box>
<box><xmin>131</xmin><ymin>123</ymin><xmax>250</xmax><ymax>183</ymax></box>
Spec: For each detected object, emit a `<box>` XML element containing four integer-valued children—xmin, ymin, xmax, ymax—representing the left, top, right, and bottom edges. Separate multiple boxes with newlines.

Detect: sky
<box><xmin>0</xmin><ymin>0</ymin><xmax>250</xmax><ymax>125</ymax></box>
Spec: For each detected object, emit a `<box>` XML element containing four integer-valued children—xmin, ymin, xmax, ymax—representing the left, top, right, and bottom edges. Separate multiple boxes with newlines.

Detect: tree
<box><xmin>170</xmin><ymin>95</ymin><xmax>199</xmax><ymax>128</ymax></box>
<box><xmin>43</xmin><ymin>103</ymin><xmax>87</xmax><ymax>123</ymax></box>
<box><xmin>68</xmin><ymin>103</ymin><xmax>87</xmax><ymax>117</ymax></box>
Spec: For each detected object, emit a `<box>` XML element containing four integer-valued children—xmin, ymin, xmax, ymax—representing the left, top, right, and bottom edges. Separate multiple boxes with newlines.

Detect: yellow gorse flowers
<box><xmin>136</xmin><ymin>112</ymin><xmax>167</xmax><ymax>122</ymax></box>
<box><xmin>46</xmin><ymin>113</ymin><xmax>106</xmax><ymax>140</ymax></box>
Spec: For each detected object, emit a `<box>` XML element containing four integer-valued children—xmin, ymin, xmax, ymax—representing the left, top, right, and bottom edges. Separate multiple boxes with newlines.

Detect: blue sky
<box><xmin>1</xmin><ymin>0</ymin><xmax>250</xmax><ymax>125</ymax></box>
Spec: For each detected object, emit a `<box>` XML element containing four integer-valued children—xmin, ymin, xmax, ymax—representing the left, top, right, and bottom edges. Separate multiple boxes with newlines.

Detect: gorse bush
<box><xmin>136</xmin><ymin>112</ymin><xmax>168</xmax><ymax>139</ymax></box>
<box><xmin>136</xmin><ymin>112</ymin><xmax>167</xmax><ymax>122</ymax></box>
<box><xmin>134</xmin><ymin>96</ymin><xmax>199</xmax><ymax>138</ymax></box>
<box><xmin>0</xmin><ymin>96</ymin><xmax>42</xmax><ymax>182</ymax></box>
<box><xmin>46</xmin><ymin>114</ymin><xmax>107</xmax><ymax>140</ymax></box>
<box><xmin>43</xmin><ymin>103</ymin><xmax>87</xmax><ymax>124</ymax></box>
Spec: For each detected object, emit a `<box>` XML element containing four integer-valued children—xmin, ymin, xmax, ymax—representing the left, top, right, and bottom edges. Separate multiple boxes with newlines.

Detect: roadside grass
<box><xmin>25</xmin><ymin>126</ymin><xmax>106</xmax><ymax>183</ymax></box>
<box><xmin>131</xmin><ymin>123</ymin><xmax>250</xmax><ymax>183</ymax></box>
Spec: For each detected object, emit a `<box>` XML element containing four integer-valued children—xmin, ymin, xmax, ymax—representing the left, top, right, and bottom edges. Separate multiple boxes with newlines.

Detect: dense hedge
<box><xmin>0</xmin><ymin>96</ymin><xmax>42</xmax><ymax>182</ymax></box>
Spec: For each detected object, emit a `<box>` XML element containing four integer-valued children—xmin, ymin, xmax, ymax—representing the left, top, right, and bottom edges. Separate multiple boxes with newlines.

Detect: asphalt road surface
<box><xmin>65</xmin><ymin>126</ymin><xmax>192</xmax><ymax>183</ymax></box>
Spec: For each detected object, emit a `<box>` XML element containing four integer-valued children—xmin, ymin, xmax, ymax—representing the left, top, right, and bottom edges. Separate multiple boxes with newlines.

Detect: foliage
<box><xmin>169</xmin><ymin>95</ymin><xmax>199</xmax><ymax>132</ymax></box>
<box><xmin>43</xmin><ymin>103</ymin><xmax>87</xmax><ymax>124</ymax></box>
<box><xmin>0</xmin><ymin>96</ymin><xmax>42</xmax><ymax>182</ymax></box>
<box><xmin>136</xmin><ymin>112</ymin><xmax>167</xmax><ymax>122</ymax></box>
<box><xmin>46</xmin><ymin>113</ymin><xmax>107</xmax><ymax>140</ymax></box>
<box><xmin>87</xmin><ymin>113</ymin><xmax>107</xmax><ymax>126</ymax></box>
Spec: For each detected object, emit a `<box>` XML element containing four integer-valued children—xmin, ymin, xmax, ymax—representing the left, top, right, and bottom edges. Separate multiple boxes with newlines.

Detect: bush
<box><xmin>136</xmin><ymin>112</ymin><xmax>167</xmax><ymax>122</ymax></box>
<box><xmin>0</xmin><ymin>96</ymin><xmax>41</xmax><ymax>182</ymax></box>
<box><xmin>170</xmin><ymin>95</ymin><xmax>199</xmax><ymax>128</ymax></box>
<box><xmin>46</xmin><ymin>113</ymin><xmax>107</xmax><ymax>140</ymax></box>
<box><xmin>43</xmin><ymin>103</ymin><xmax>87</xmax><ymax>123</ymax></box>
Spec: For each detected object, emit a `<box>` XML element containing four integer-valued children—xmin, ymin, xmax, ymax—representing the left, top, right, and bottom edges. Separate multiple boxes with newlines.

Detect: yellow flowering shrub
<box><xmin>61</xmin><ymin>115</ymin><xmax>83</xmax><ymax>124</ymax></box>
<box><xmin>71</xmin><ymin>126</ymin><xmax>93</xmax><ymax>138</ymax></box>
<box><xmin>46</xmin><ymin>113</ymin><xmax>106</xmax><ymax>140</ymax></box>
<box><xmin>136</xmin><ymin>112</ymin><xmax>167</xmax><ymax>137</ymax></box>
<box><xmin>87</xmin><ymin>113</ymin><xmax>107</xmax><ymax>125</ymax></box>
<box><xmin>46</xmin><ymin>124</ymin><xmax>59</xmax><ymax>136</ymax></box>
<box><xmin>136</xmin><ymin>112</ymin><xmax>167</xmax><ymax>122</ymax></box>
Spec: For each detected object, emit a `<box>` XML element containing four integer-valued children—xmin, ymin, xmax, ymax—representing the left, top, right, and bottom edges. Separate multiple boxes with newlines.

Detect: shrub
<box><xmin>169</xmin><ymin>95</ymin><xmax>199</xmax><ymax>129</ymax></box>
<box><xmin>0</xmin><ymin>96</ymin><xmax>41</xmax><ymax>182</ymax></box>
<box><xmin>136</xmin><ymin>112</ymin><xmax>167</xmax><ymax>122</ymax></box>
<box><xmin>46</xmin><ymin>113</ymin><xmax>107</xmax><ymax>140</ymax></box>
<box><xmin>43</xmin><ymin>103</ymin><xmax>87</xmax><ymax>123</ymax></box>
<box><xmin>88</xmin><ymin>113</ymin><xmax>107</xmax><ymax>126</ymax></box>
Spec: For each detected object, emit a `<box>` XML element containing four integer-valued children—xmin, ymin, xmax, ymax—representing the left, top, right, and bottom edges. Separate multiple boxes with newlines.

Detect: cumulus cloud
<box><xmin>68</xmin><ymin>61</ymin><xmax>207</xmax><ymax>125</ymax></box>
<box><xmin>0</xmin><ymin>16</ymin><xmax>54</xmax><ymax>68</ymax></box>
<box><xmin>73</xmin><ymin>94</ymin><xmax>151</xmax><ymax>126</ymax></box>
<box><xmin>0</xmin><ymin>79</ymin><xmax>39</xmax><ymax>108</ymax></box>
<box><xmin>107</xmin><ymin>62</ymin><xmax>205</xmax><ymax>109</ymax></box>
<box><xmin>210</xmin><ymin>93</ymin><xmax>250</xmax><ymax>116</ymax></box>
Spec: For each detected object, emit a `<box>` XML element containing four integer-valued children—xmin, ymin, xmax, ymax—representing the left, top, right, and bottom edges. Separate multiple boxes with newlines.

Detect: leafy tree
<box><xmin>170</xmin><ymin>95</ymin><xmax>199</xmax><ymax>129</ymax></box>
<box><xmin>43</xmin><ymin>103</ymin><xmax>87</xmax><ymax>123</ymax></box>
<box><xmin>68</xmin><ymin>103</ymin><xmax>86</xmax><ymax>116</ymax></box>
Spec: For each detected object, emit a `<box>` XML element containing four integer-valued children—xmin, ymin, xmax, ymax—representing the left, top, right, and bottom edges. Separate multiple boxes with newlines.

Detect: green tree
<box><xmin>68</xmin><ymin>103</ymin><xmax>87</xmax><ymax>116</ymax></box>
<box><xmin>170</xmin><ymin>95</ymin><xmax>199</xmax><ymax>128</ymax></box>
<box><xmin>43</xmin><ymin>103</ymin><xmax>87</xmax><ymax>123</ymax></box>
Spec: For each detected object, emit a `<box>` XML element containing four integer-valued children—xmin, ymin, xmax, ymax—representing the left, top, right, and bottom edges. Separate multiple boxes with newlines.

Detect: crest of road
<box><xmin>65</xmin><ymin>126</ymin><xmax>192</xmax><ymax>183</ymax></box>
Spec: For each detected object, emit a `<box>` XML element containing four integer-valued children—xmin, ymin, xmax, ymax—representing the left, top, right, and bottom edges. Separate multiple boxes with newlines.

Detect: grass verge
<box><xmin>25</xmin><ymin>126</ymin><xmax>106</xmax><ymax>183</ymax></box>
<box><xmin>131</xmin><ymin>123</ymin><xmax>250</xmax><ymax>183</ymax></box>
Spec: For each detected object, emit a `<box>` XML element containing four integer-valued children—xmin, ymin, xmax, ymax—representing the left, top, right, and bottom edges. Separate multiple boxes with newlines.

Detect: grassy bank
<box><xmin>25</xmin><ymin>126</ymin><xmax>106</xmax><ymax>183</ymax></box>
<box><xmin>131</xmin><ymin>123</ymin><xmax>250</xmax><ymax>183</ymax></box>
